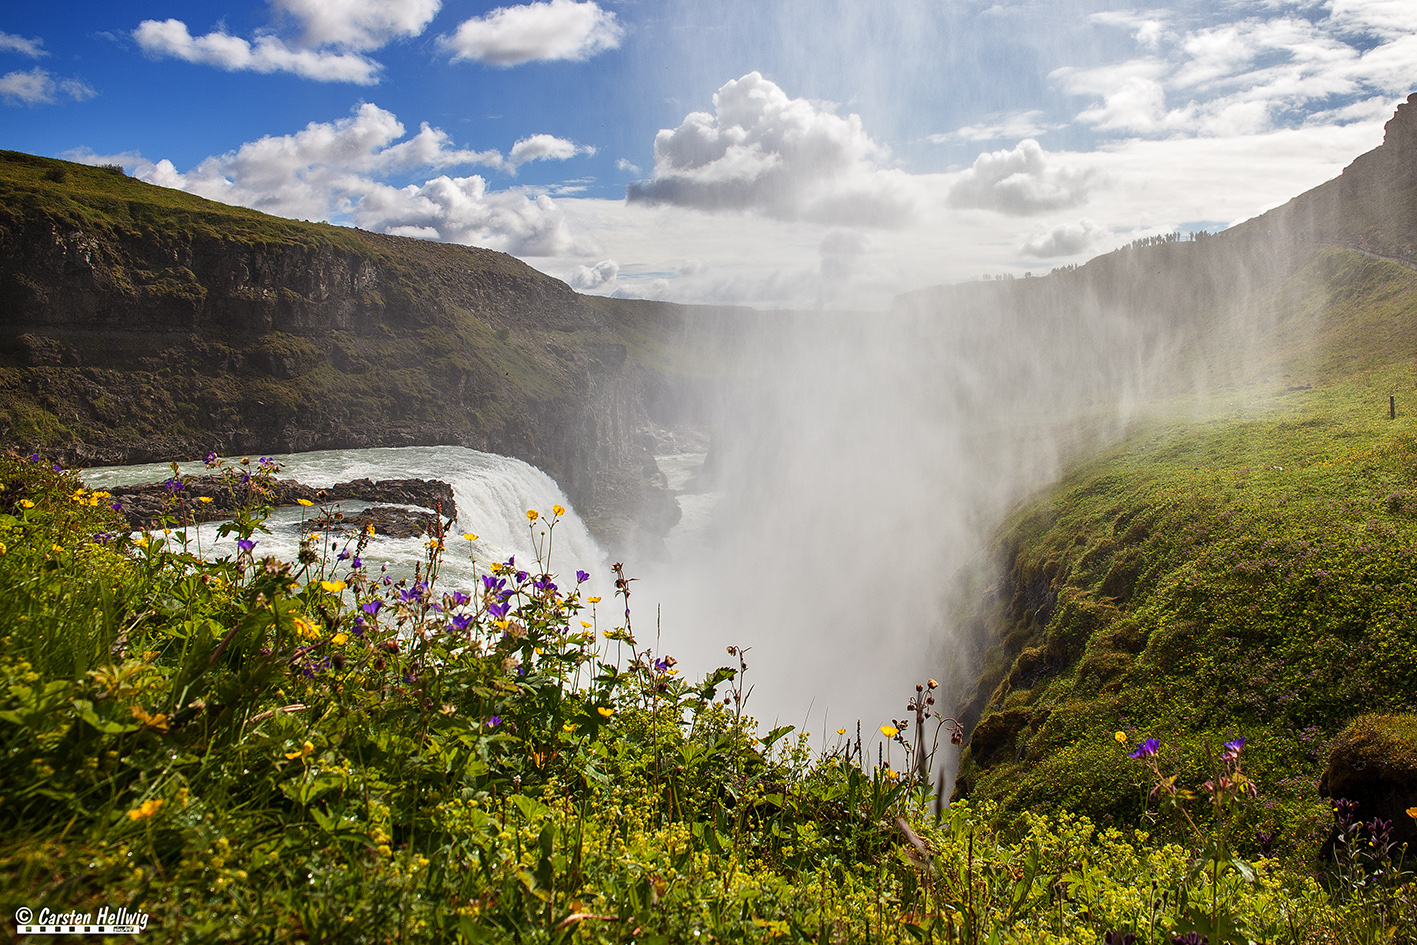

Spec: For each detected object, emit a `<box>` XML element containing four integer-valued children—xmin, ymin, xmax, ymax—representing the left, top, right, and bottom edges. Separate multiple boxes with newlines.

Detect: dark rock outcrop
<box><xmin>108</xmin><ymin>475</ymin><xmax>455</xmax><ymax>530</ymax></box>
<box><xmin>1319</xmin><ymin>713</ymin><xmax>1417</xmax><ymax>857</ymax></box>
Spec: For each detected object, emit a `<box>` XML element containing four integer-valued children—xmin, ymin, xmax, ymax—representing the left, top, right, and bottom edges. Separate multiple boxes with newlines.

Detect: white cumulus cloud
<box><xmin>0</xmin><ymin>31</ymin><xmax>46</xmax><ymax>58</ymax></box>
<box><xmin>133</xmin><ymin>19</ymin><xmax>383</xmax><ymax>84</ymax></box>
<box><xmin>626</xmin><ymin>71</ymin><xmax>923</xmax><ymax>227</ymax></box>
<box><xmin>441</xmin><ymin>0</ymin><xmax>622</xmax><ymax>66</ymax></box>
<box><xmin>0</xmin><ymin>67</ymin><xmax>94</xmax><ymax>106</ymax></box>
<box><xmin>66</xmin><ymin>104</ymin><xmax>582</xmax><ymax>257</ymax></box>
<box><xmin>508</xmin><ymin>133</ymin><xmax>594</xmax><ymax>168</ymax></box>
<box><xmin>566</xmin><ymin>258</ymin><xmax>619</xmax><ymax>290</ymax></box>
<box><xmin>272</xmin><ymin>0</ymin><xmax>441</xmax><ymax>50</ymax></box>
<box><xmin>1057</xmin><ymin>2</ymin><xmax>1417</xmax><ymax>138</ymax></box>
<box><xmin>947</xmin><ymin>139</ymin><xmax>1099</xmax><ymax>216</ymax></box>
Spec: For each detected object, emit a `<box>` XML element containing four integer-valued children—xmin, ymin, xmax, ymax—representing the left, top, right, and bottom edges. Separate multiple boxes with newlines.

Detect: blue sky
<box><xmin>3</xmin><ymin>0</ymin><xmax>1414</xmax><ymax>307</ymax></box>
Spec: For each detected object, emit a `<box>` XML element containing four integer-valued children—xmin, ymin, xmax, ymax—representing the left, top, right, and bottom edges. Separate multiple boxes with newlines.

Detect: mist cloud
<box><xmin>441</xmin><ymin>0</ymin><xmax>622</xmax><ymax>66</ymax></box>
<box><xmin>947</xmin><ymin>139</ymin><xmax>1098</xmax><ymax>216</ymax></box>
<box><xmin>1018</xmin><ymin>219</ymin><xmax>1108</xmax><ymax>258</ymax></box>
<box><xmin>626</xmin><ymin>71</ymin><xmax>922</xmax><ymax>227</ymax></box>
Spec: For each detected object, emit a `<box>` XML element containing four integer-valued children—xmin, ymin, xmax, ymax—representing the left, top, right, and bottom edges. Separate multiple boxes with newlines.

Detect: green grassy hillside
<box><xmin>954</xmin><ymin>249</ymin><xmax>1417</xmax><ymax>867</ymax></box>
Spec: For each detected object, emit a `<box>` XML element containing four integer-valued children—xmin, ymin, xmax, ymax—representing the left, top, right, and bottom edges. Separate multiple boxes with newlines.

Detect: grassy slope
<box><xmin>955</xmin><ymin>247</ymin><xmax>1417</xmax><ymax>859</ymax></box>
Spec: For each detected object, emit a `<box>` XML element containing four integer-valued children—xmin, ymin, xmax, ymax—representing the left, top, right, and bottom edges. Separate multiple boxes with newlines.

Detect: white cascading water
<box><xmin>82</xmin><ymin>446</ymin><xmax>610</xmax><ymax>597</ymax></box>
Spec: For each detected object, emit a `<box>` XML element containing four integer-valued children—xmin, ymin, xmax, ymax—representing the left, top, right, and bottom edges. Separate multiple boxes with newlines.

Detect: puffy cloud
<box><xmin>0</xmin><ymin>67</ymin><xmax>94</xmax><ymax>106</ymax></box>
<box><xmin>68</xmin><ymin>104</ymin><xmax>581</xmax><ymax>257</ymax></box>
<box><xmin>615</xmin><ymin>158</ymin><xmax>640</xmax><ymax>175</ymax></box>
<box><xmin>0</xmin><ymin>31</ymin><xmax>46</xmax><ymax>58</ymax></box>
<box><xmin>133</xmin><ymin>19</ymin><xmax>382</xmax><ymax>84</ymax></box>
<box><xmin>626</xmin><ymin>71</ymin><xmax>923</xmax><ymax>227</ymax></box>
<box><xmin>1018</xmin><ymin>219</ymin><xmax>1109</xmax><ymax>258</ymax></box>
<box><xmin>947</xmin><ymin>139</ymin><xmax>1099</xmax><ymax>216</ymax></box>
<box><xmin>272</xmin><ymin>0</ymin><xmax>441</xmax><ymax>51</ymax></box>
<box><xmin>566</xmin><ymin>258</ymin><xmax>619</xmax><ymax>290</ymax></box>
<box><xmin>353</xmin><ymin>176</ymin><xmax>577</xmax><ymax>255</ymax></box>
<box><xmin>508</xmin><ymin>133</ymin><xmax>593</xmax><ymax>168</ymax></box>
<box><xmin>441</xmin><ymin>0</ymin><xmax>622</xmax><ymax>66</ymax></box>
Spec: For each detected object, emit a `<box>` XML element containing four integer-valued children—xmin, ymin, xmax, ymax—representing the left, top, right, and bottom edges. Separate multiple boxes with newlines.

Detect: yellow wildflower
<box><xmin>297</xmin><ymin>498</ymin><xmax>314</xmax><ymax>507</ymax></box>
<box><xmin>292</xmin><ymin>616</ymin><xmax>321</xmax><ymax>641</ymax></box>
<box><xmin>837</xmin><ymin>728</ymin><xmax>847</xmax><ymax>735</ymax></box>
<box><xmin>366</xmin><ymin>524</ymin><xmax>375</xmax><ymax>536</ymax></box>
<box><xmin>526</xmin><ymin>509</ymin><xmax>539</xmax><ymax>522</ymax></box>
<box><xmin>580</xmin><ymin>620</ymin><xmax>593</xmax><ymax>628</ymax></box>
<box><xmin>880</xmin><ymin>725</ymin><xmax>899</xmax><ymax>738</ymax></box>
<box><xmin>19</xmin><ymin>499</ymin><xmax>35</xmax><ymax>509</ymax></box>
<box><xmin>320</xmin><ymin>580</ymin><xmax>346</xmax><ymax>593</ymax></box>
<box><xmin>563</xmin><ymin>722</ymin><xmax>576</xmax><ymax>732</ymax></box>
<box><xmin>597</xmin><ymin>706</ymin><xmax>613</xmax><ymax>718</ymax></box>
<box><xmin>463</xmin><ymin>532</ymin><xmax>479</xmax><ymax>541</ymax></box>
<box><xmin>490</xmin><ymin>562</ymin><xmax>503</xmax><ymax>573</ymax></box>
<box><xmin>51</xmin><ymin>544</ymin><xmax>63</xmax><ymax>553</ymax></box>
<box><xmin>884</xmin><ymin>769</ymin><xmax>899</xmax><ymax>781</ymax></box>
<box><xmin>1408</xmin><ymin>806</ymin><xmax>1417</xmax><ymax>821</ymax></box>
<box><xmin>284</xmin><ymin>740</ymin><xmax>315</xmax><ymax>760</ymax></box>
<box><xmin>587</xmin><ymin>596</ymin><xmax>601</xmax><ymax>604</ymax></box>
<box><xmin>127</xmin><ymin>799</ymin><xmax>164</xmax><ymax>821</ymax></box>
<box><xmin>134</xmin><ymin>535</ymin><xmax>149</xmax><ymax>547</ymax></box>
<box><xmin>1114</xmin><ymin>731</ymin><xmax>1128</xmax><ymax>744</ymax></box>
<box><xmin>331</xmin><ymin>632</ymin><xmax>349</xmax><ymax>646</ymax></box>
<box><xmin>552</xmin><ymin>504</ymin><xmax>565</xmax><ymax>516</ymax></box>
<box><xmin>197</xmin><ymin>496</ymin><xmax>214</xmax><ymax>504</ymax></box>
<box><xmin>0</xmin><ymin>541</ymin><xmax>6</xmax><ymax>555</ymax></box>
<box><xmin>130</xmin><ymin>706</ymin><xmax>169</xmax><ymax>733</ymax></box>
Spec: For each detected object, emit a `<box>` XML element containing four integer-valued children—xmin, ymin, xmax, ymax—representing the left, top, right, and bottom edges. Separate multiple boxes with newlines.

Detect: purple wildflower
<box><xmin>203</xmin><ymin>451</ymin><xmax>218</xmax><ymax>466</ymax></box>
<box><xmin>362</xmin><ymin>600</ymin><xmax>382</xmax><ymax>616</ymax></box>
<box><xmin>449</xmin><ymin>591</ymin><xmax>470</xmax><ymax>607</ymax></box>
<box><xmin>576</xmin><ymin>570</ymin><xmax>590</xmax><ymax>583</ymax></box>
<box><xmin>487</xmin><ymin>716</ymin><xmax>503</xmax><ymax>728</ymax></box>
<box><xmin>28</xmin><ymin>452</ymin><xmax>39</xmax><ymax>463</ymax></box>
<box><xmin>51</xmin><ymin>463</ymin><xmax>62</xmax><ymax>472</ymax></box>
<box><xmin>1129</xmin><ymin>738</ymin><xmax>1160</xmax><ymax>759</ymax></box>
<box><xmin>448</xmin><ymin>614</ymin><xmax>474</xmax><ymax>632</ymax></box>
<box><xmin>487</xmin><ymin>602</ymin><xmax>509</xmax><ymax>620</ymax></box>
<box><xmin>237</xmin><ymin>538</ymin><xmax>256</xmax><ymax>552</ymax></box>
<box><xmin>351</xmin><ymin>556</ymin><xmax>362</xmax><ymax>569</ymax></box>
<box><xmin>337</xmin><ymin>550</ymin><xmax>350</xmax><ymax>562</ymax></box>
<box><xmin>516</xmin><ymin>570</ymin><xmax>529</xmax><ymax>583</ymax></box>
<box><xmin>1223</xmin><ymin>736</ymin><xmax>1246</xmax><ymax>759</ymax></box>
<box><xmin>163</xmin><ymin>477</ymin><xmax>183</xmax><ymax>492</ymax></box>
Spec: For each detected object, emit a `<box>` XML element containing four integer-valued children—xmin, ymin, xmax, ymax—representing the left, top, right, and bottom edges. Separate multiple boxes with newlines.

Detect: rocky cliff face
<box><xmin>0</xmin><ymin>152</ymin><xmax>690</xmax><ymax>553</ymax></box>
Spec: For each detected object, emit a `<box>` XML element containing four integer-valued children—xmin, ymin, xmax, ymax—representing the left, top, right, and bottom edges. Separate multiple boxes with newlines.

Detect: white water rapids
<box><xmin>83</xmin><ymin>446</ymin><xmax>612</xmax><ymax>599</ymax></box>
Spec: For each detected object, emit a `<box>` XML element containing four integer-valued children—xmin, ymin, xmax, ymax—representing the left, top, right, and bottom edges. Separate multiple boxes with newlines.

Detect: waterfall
<box><xmin>82</xmin><ymin>446</ymin><xmax>609</xmax><ymax>596</ymax></box>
